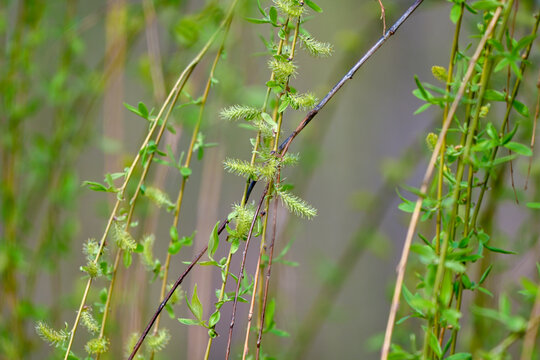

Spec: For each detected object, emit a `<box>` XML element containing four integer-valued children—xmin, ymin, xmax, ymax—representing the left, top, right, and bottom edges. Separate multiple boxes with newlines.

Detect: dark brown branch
<box><xmin>225</xmin><ymin>184</ymin><xmax>270</xmax><ymax>360</ymax></box>
<box><xmin>127</xmin><ymin>220</ymin><xmax>229</xmax><ymax>360</ymax></box>
<box><xmin>279</xmin><ymin>0</ymin><xmax>424</xmax><ymax>156</ymax></box>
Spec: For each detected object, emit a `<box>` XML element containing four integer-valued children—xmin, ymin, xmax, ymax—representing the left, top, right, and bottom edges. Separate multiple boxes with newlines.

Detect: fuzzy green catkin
<box><xmin>167</xmin><ymin>283</ymin><xmax>183</xmax><ymax>305</ymax></box>
<box><xmin>233</xmin><ymin>203</ymin><xmax>256</xmax><ymax>238</ymax></box>
<box><xmin>289</xmin><ymin>92</ymin><xmax>318</xmax><ymax>110</ymax></box>
<box><xmin>275</xmin><ymin>187</ymin><xmax>317</xmax><ymax>219</ymax></box>
<box><xmin>269</xmin><ymin>58</ymin><xmax>297</xmax><ymax>82</ymax></box>
<box><xmin>85</xmin><ymin>337</ymin><xmax>109</xmax><ymax>354</ymax></box>
<box><xmin>431</xmin><ymin>65</ymin><xmax>448</xmax><ymax>83</ymax></box>
<box><xmin>147</xmin><ymin>329</ymin><xmax>171</xmax><ymax>352</ymax></box>
<box><xmin>125</xmin><ymin>333</ymin><xmax>140</xmax><ymax>358</ymax></box>
<box><xmin>81</xmin><ymin>308</ymin><xmax>100</xmax><ymax>334</ymax></box>
<box><xmin>281</xmin><ymin>152</ymin><xmax>300</xmax><ymax>166</ymax></box>
<box><xmin>253</xmin><ymin>118</ymin><xmax>275</xmax><ymax>137</ymax></box>
<box><xmin>274</xmin><ymin>0</ymin><xmax>304</xmax><ymax>17</ymax></box>
<box><xmin>80</xmin><ymin>260</ymin><xmax>100</xmax><ymax>278</ymax></box>
<box><xmin>140</xmin><ymin>234</ymin><xmax>156</xmax><ymax>270</ymax></box>
<box><xmin>83</xmin><ymin>238</ymin><xmax>100</xmax><ymax>260</ymax></box>
<box><xmin>426</xmin><ymin>133</ymin><xmax>438</xmax><ymax>152</ymax></box>
<box><xmin>300</xmin><ymin>35</ymin><xmax>333</xmax><ymax>57</ymax></box>
<box><xmin>258</xmin><ymin>157</ymin><xmax>279</xmax><ymax>181</ymax></box>
<box><xmin>224</xmin><ymin>158</ymin><xmax>259</xmax><ymax>179</ymax></box>
<box><xmin>144</xmin><ymin>186</ymin><xmax>175</xmax><ymax>210</ymax></box>
<box><xmin>35</xmin><ymin>321</ymin><xmax>68</xmax><ymax>347</ymax></box>
<box><xmin>112</xmin><ymin>222</ymin><xmax>137</xmax><ymax>252</ymax></box>
<box><xmin>220</xmin><ymin>105</ymin><xmax>260</xmax><ymax>121</ymax></box>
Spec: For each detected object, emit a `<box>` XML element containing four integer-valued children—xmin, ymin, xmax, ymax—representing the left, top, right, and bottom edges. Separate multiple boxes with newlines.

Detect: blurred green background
<box><xmin>2</xmin><ymin>0</ymin><xmax>539</xmax><ymax>359</ymax></box>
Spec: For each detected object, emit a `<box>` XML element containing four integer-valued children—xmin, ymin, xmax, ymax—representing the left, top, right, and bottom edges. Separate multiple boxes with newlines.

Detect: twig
<box><xmin>127</xmin><ymin>220</ymin><xmax>229</xmax><ymax>360</ymax></box>
<box><xmin>279</xmin><ymin>0</ymin><xmax>424</xmax><ymax>156</ymax></box>
<box><xmin>377</xmin><ymin>0</ymin><xmax>387</xmax><ymax>34</ymax></box>
<box><xmin>256</xmin><ymin>188</ymin><xmax>280</xmax><ymax>360</ymax></box>
<box><xmin>225</xmin><ymin>185</ymin><xmax>270</xmax><ymax>360</ymax></box>
<box><xmin>525</xmin><ymin>69</ymin><xmax>540</xmax><ymax>190</ymax></box>
<box><xmin>380</xmin><ymin>5</ymin><xmax>504</xmax><ymax>359</ymax></box>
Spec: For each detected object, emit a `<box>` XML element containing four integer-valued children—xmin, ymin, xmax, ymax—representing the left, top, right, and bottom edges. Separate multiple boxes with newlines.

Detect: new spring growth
<box><xmin>274</xmin><ymin>0</ymin><xmax>305</xmax><ymax>17</ymax></box>
<box><xmin>426</xmin><ymin>132</ymin><xmax>438</xmax><ymax>152</ymax></box>
<box><xmin>289</xmin><ymin>92</ymin><xmax>318</xmax><ymax>110</ymax></box>
<box><xmin>431</xmin><ymin>65</ymin><xmax>448</xmax><ymax>83</ymax></box>
<box><xmin>231</xmin><ymin>203</ymin><xmax>256</xmax><ymax>239</ymax></box>
<box><xmin>479</xmin><ymin>103</ymin><xmax>490</xmax><ymax>117</ymax></box>
<box><xmin>85</xmin><ymin>337</ymin><xmax>109</xmax><ymax>355</ymax></box>
<box><xmin>35</xmin><ymin>321</ymin><xmax>69</xmax><ymax>348</ymax></box>
<box><xmin>112</xmin><ymin>221</ymin><xmax>137</xmax><ymax>252</ymax></box>
<box><xmin>81</xmin><ymin>239</ymin><xmax>101</xmax><ymax>278</ymax></box>
<box><xmin>300</xmin><ymin>35</ymin><xmax>334</xmax><ymax>57</ymax></box>
<box><xmin>144</xmin><ymin>186</ymin><xmax>175</xmax><ymax>211</ymax></box>
<box><xmin>220</xmin><ymin>105</ymin><xmax>261</xmax><ymax>121</ymax></box>
<box><xmin>147</xmin><ymin>329</ymin><xmax>171</xmax><ymax>352</ymax></box>
<box><xmin>81</xmin><ymin>307</ymin><xmax>100</xmax><ymax>334</ymax></box>
<box><xmin>140</xmin><ymin>234</ymin><xmax>157</xmax><ymax>271</ymax></box>
<box><xmin>275</xmin><ymin>186</ymin><xmax>317</xmax><ymax>219</ymax></box>
<box><xmin>269</xmin><ymin>58</ymin><xmax>297</xmax><ymax>82</ymax></box>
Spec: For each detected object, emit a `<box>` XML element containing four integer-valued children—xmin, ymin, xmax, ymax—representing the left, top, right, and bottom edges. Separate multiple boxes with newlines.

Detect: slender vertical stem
<box><xmin>225</xmin><ymin>185</ymin><xmax>270</xmax><ymax>360</ymax></box>
<box><xmin>256</xmin><ymin>190</ymin><xmax>280</xmax><ymax>360</ymax></box>
<box><xmin>241</xmin><ymin>197</ymin><xmax>271</xmax><ymax>360</ymax></box>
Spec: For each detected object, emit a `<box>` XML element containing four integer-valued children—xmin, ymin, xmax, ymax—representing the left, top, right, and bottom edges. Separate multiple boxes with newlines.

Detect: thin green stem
<box><xmin>241</xmin><ymin>197</ymin><xmax>271</xmax><ymax>360</ymax></box>
<box><xmin>151</xmin><ymin>18</ymin><xmax>231</xmax><ymax>357</ymax></box>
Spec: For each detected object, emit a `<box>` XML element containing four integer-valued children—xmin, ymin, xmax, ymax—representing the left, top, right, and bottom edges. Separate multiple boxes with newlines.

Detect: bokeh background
<box><xmin>2</xmin><ymin>0</ymin><xmax>539</xmax><ymax>359</ymax></box>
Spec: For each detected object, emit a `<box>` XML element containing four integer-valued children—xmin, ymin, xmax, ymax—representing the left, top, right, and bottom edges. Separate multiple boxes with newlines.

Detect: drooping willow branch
<box><xmin>128</xmin><ymin>1</ymin><xmax>425</xmax><ymax>356</ymax></box>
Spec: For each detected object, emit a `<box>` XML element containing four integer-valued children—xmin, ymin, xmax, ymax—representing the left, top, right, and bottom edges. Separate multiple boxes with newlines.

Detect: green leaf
<box><xmin>269</xmin><ymin>7</ymin><xmax>278</xmax><ymax>25</ymax></box>
<box><xmin>208</xmin><ymin>221</ymin><xmax>220</xmax><ymax>258</ymax></box>
<box><xmin>450</xmin><ymin>4</ymin><xmax>462</xmax><ymax>23</ymax></box>
<box><xmin>526</xmin><ymin>202</ymin><xmax>540</xmax><ymax>209</ymax></box>
<box><xmin>428</xmin><ymin>331</ymin><xmax>442</xmax><ymax>357</ymax></box>
<box><xmin>168</xmin><ymin>241</ymin><xmax>182</xmax><ymax>255</ymax></box>
<box><xmin>178</xmin><ymin>318</ymin><xmax>200</xmax><ymax>326</ymax></box>
<box><xmin>269</xmin><ymin>328</ymin><xmax>290</xmax><ymax>337</ymax></box>
<box><xmin>244</xmin><ymin>17</ymin><xmax>270</xmax><ymax>24</ymax></box>
<box><xmin>512</xmin><ymin>100</ymin><xmax>530</xmax><ymax>117</ymax></box>
<box><xmin>504</xmin><ymin>142</ymin><xmax>532</xmax><ymax>156</ymax></box>
<box><xmin>261</xmin><ymin>112</ymin><xmax>277</xmax><ymax>132</ymax></box>
<box><xmin>278</xmin><ymin>98</ymin><xmax>290</xmax><ymax>113</ymax></box>
<box><xmin>479</xmin><ymin>265</ymin><xmax>493</xmax><ymax>284</ymax></box>
<box><xmin>180</xmin><ymin>166</ymin><xmax>192</xmax><ymax>178</ymax></box>
<box><xmin>138</xmin><ymin>102</ymin><xmax>149</xmax><ymax>119</ymax></box>
<box><xmin>208</xmin><ymin>311</ymin><xmax>221</xmax><ymax>328</ymax></box>
<box><xmin>123</xmin><ymin>252</ymin><xmax>132</xmax><ymax>268</ymax></box>
<box><xmin>82</xmin><ymin>181</ymin><xmax>108</xmax><ymax>192</ymax></box>
<box><xmin>484</xmin><ymin>89</ymin><xmax>506</xmax><ymax>101</ymax></box>
<box><xmin>170</xmin><ymin>226</ymin><xmax>179</xmax><ymax>242</ymax></box>
<box><xmin>124</xmin><ymin>102</ymin><xmax>144</xmax><ymax>118</ymax></box>
<box><xmin>187</xmin><ymin>285</ymin><xmax>203</xmax><ymax>321</ymax></box>
<box><xmin>305</xmin><ymin>0</ymin><xmax>323</xmax><ymax>12</ymax></box>
<box><xmin>484</xmin><ymin>243</ymin><xmax>516</xmax><ymax>254</ymax></box>
<box><xmin>165</xmin><ymin>304</ymin><xmax>175</xmax><ymax>319</ymax></box>
<box><xmin>471</xmin><ymin>0</ymin><xmax>501</xmax><ymax>10</ymax></box>
<box><xmin>446</xmin><ymin>353</ymin><xmax>472</xmax><ymax>360</ymax></box>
